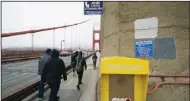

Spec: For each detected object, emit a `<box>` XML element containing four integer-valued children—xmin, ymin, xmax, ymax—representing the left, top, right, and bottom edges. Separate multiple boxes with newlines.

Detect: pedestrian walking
<box><xmin>71</xmin><ymin>51</ymin><xmax>78</xmax><ymax>76</ymax></box>
<box><xmin>76</xmin><ymin>51</ymin><xmax>87</xmax><ymax>90</ymax></box>
<box><xmin>41</xmin><ymin>49</ymin><xmax>67</xmax><ymax>101</ymax></box>
<box><xmin>92</xmin><ymin>53</ymin><xmax>97</xmax><ymax>70</ymax></box>
<box><xmin>38</xmin><ymin>49</ymin><xmax>51</xmax><ymax>101</ymax></box>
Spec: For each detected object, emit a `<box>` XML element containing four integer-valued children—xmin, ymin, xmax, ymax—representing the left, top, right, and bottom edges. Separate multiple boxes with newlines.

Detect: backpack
<box><xmin>75</xmin><ymin>57</ymin><xmax>83</xmax><ymax>72</ymax></box>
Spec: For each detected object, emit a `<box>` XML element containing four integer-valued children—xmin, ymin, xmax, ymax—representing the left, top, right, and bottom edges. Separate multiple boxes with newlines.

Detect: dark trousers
<box><xmin>72</xmin><ymin>63</ymin><xmax>76</xmax><ymax>72</ymax></box>
<box><xmin>48</xmin><ymin>82</ymin><xmax>60</xmax><ymax>101</ymax></box>
<box><xmin>73</xmin><ymin>67</ymin><xmax>75</xmax><ymax>72</ymax></box>
<box><xmin>77</xmin><ymin>70</ymin><xmax>84</xmax><ymax>85</ymax></box>
<box><xmin>93</xmin><ymin>61</ymin><xmax>96</xmax><ymax>66</ymax></box>
<box><xmin>38</xmin><ymin>79</ymin><xmax>44</xmax><ymax>98</ymax></box>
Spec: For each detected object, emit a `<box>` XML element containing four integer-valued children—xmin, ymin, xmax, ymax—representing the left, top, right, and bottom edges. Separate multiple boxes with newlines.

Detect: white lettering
<box><xmin>91</xmin><ymin>5</ymin><xmax>100</xmax><ymax>8</ymax></box>
<box><xmin>91</xmin><ymin>1</ymin><xmax>100</xmax><ymax>5</ymax></box>
<box><xmin>112</xmin><ymin>97</ymin><xmax>131</xmax><ymax>101</ymax></box>
<box><xmin>90</xmin><ymin>2</ymin><xmax>101</xmax><ymax>8</ymax></box>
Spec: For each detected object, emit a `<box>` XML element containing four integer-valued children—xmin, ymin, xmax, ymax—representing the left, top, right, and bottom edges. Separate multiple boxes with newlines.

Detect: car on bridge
<box><xmin>60</xmin><ymin>51</ymin><xmax>71</xmax><ymax>57</ymax></box>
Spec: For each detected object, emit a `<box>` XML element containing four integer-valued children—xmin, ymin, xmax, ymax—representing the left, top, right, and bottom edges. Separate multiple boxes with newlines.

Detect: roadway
<box><xmin>26</xmin><ymin>52</ymin><xmax>100</xmax><ymax>101</ymax></box>
<box><xmin>2</xmin><ymin>56</ymin><xmax>71</xmax><ymax>95</ymax></box>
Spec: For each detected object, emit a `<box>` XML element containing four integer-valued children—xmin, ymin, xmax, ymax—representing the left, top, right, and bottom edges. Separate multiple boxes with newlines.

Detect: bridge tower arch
<box><xmin>92</xmin><ymin>26</ymin><xmax>100</xmax><ymax>50</ymax></box>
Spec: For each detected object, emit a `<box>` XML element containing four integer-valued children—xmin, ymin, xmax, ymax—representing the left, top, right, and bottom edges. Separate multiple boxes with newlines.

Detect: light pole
<box><xmin>78</xmin><ymin>25</ymin><xmax>80</xmax><ymax>49</ymax></box>
<box><xmin>65</xmin><ymin>25</ymin><xmax>67</xmax><ymax>50</ymax></box>
<box><xmin>76</xmin><ymin>25</ymin><xmax>77</xmax><ymax>50</ymax></box>
<box><xmin>71</xmin><ymin>27</ymin><xmax>72</xmax><ymax>51</ymax></box>
<box><xmin>64</xmin><ymin>24</ymin><xmax>66</xmax><ymax>50</ymax></box>
<box><xmin>61</xmin><ymin>40</ymin><xmax>65</xmax><ymax>51</ymax></box>
<box><xmin>31</xmin><ymin>33</ymin><xmax>34</xmax><ymax>52</ymax></box>
<box><xmin>53</xmin><ymin>29</ymin><xmax>55</xmax><ymax>49</ymax></box>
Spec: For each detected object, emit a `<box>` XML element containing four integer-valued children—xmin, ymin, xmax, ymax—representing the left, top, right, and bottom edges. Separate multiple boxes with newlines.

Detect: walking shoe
<box><xmin>73</xmin><ymin>72</ymin><xmax>75</xmax><ymax>77</ymax></box>
<box><xmin>76</xmin><ymin>85</ymin><xmax>80</xmax><ymax>90</ymax></box>
<box><xmin>38</xmin><ymin>98</ymin><xmax>43</xmax><ymax>101</ymax></box>
<box><xmin>57</xmin><ymin>96</ymin><xmax>60</xmax><ymax>100</ymax></box>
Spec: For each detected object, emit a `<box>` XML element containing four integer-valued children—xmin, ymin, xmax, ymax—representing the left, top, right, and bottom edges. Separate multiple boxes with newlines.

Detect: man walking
<box><xmin>42</xmin><ymin>49</ymin><xmax>67</xmax><ymax>101</ymax></box>
<box><xmin>71</xmin><ymin>51</ymin><xmax>78</xmax><ymax>76</ymax></box>
<box><xmin>92</xmin><ymin>53</ymin><xmax>97</xmax><ymax>70</ymax></box>
<box><xmin>76</xmin><ymin>51</ymin><xmax>87</xmax><ymax>90</ymax></box>
<box><xmin>38</xmin><ymin>49</ymin><xmax>51</xmax><ymax>101</ymax></box>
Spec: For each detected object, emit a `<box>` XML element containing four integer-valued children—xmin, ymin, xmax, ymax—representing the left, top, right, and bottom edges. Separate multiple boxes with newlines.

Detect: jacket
<box><xmin>92</xmin><ymin>55</ymin><xmax>97</xmax><ymax>62</ymax></box>
<box><xmin>76</xmin><ymin>57</ymin><xmax>87</xmax><ymax>72</ymax></box>
<box><xmin>71</xmin><ymin>55</ymin><xmax>77</xmax><ymax>66</ymax></box>
<box><xmin>38</xmin><ymin>53</ymin><xmax>51</xmax><ymax>75</ymax></box>
<box><xmin>41</xmin><ymin>58</ymin><xmax>67</xmax><ymax>84</ymax></box>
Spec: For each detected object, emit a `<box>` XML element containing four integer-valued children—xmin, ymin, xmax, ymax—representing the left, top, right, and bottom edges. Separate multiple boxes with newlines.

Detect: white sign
<box><xmin>112</xmin><ymin>97</ymin><xmax>131</xmax><ymax>101</ymax></box>
<box><xmin>84</xmin><ymin>1</ymin><xmax>103</xmax><ymax>15</ymax></box>
<box><xmin>134</xmin><ymin>17</ymin><xmax>158</xmax><ymax>39</ymax></box>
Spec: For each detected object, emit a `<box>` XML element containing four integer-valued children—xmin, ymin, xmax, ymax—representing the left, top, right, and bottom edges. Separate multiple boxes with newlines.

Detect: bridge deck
<box><xmin>29</xmin><ymin>53</ymin><xmax>100</xmax><ymax>101</ymax></box>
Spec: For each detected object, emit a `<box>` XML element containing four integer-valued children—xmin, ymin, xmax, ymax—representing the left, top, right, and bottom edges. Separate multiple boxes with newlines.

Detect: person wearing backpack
<box><xmin>41</xmin><ymin>49</ymin><xmax>67</xmax><ymax>101</ymax></box>
<box><xmin>71</xmin><ymin>51</ymin><xmax>78</xmax><ymax>77</ymax></box>
<box><xmin>38</xmin><ymin>49</ymin><xmax>51</xmax><ymax>101</ymax></box>
<box><xmin>75</xmin><ymin>51</ymin><xmax>87</xmax><ymax>90</ymax></box>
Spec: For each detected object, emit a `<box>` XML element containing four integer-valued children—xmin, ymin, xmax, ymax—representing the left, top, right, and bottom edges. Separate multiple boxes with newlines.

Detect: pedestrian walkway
<box><xmin>31</xmin><ymin>52</ymin><xmax>100</xmax><ymax>101</ymax></box>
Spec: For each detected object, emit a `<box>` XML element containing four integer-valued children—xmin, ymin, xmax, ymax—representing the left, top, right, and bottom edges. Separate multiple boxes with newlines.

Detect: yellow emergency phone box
<box><xmin>100</xmin><ymin>57</ymin><xmax>149</xmax><ymax>101</ymax></box>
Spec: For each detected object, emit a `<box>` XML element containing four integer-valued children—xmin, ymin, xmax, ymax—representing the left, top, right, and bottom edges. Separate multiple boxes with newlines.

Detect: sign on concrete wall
<box><xmin>84</xmin><ymin>1</ymin><xmax>103</xmax><ymax>15</ymax></box>
<box><xmin>135</xmin><ymin>40</ymin><xmax>153</xmax><ymax>57</ymax></box>
<box><xmin>134</xmin><ymin>17</ymin><xmax>158</xmax><ymax>39</ymax></box>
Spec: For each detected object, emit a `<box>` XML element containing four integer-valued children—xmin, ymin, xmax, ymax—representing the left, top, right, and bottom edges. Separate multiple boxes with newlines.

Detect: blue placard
<box><xmin>135</xmin><ymin>40</ymin><xmax>153</xmax><ymax>57</ymax></box>
<box><xmin>84</xmin><ymin>1</ymin><xmax>103</xmax><ymax>15</ymax></box>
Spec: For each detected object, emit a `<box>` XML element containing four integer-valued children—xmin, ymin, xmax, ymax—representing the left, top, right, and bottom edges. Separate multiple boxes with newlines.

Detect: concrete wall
<box><xmin>100</xmin><ymin>2</ymin><xmax>189</xmax><ymax>101</ymax></box>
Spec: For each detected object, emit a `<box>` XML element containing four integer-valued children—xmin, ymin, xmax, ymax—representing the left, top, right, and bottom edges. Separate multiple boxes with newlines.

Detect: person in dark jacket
<box><xmin>76</xmin><ymin>51</ymin><xmax>87</xmax><ymax>90</ymax></box>
<box><xmin>71</xmin><ymin>51</ymin><xmax>78</xmax><ymax>77</ymax></box>
<box><xmin>92</xmin><ymin>53</ymin><xmax>97</xmax><ymax>70</ymax></box>
<box><xmin>41</xmin><ymin>49</ymin><xmax>67</xmax><ymax>101</ymax></box>
<box><xmin>38</xmin><ymin>48</ymin><xmax>51</xmax><ymax>101</ymax></box>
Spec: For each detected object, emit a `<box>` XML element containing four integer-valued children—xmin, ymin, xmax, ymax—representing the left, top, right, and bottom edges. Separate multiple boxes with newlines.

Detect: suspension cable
<box><xmin>2</xmin><ymin>19</ymin><xmax>91</xmax><ymax>38</ymax></box>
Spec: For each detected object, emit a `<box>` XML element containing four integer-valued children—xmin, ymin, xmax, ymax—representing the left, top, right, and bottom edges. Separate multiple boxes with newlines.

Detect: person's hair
<box><xmin>79</xmin><ymin>51</ymin><xmax>82</xmax><ymax>57</ymax></box>
<box><xmin>45</xmin><ymin>48</ymin><xmax>51</xmax><ymax>54</ymax></box>
<box><xmin>51</xmin><ymin>49</ymin><xmax>60</xmax><ymax>58</ymax></box>
<box><xmin>75</xmin><ymin>51</ymin><xmax>79</xmax><ymax>56</ymax></box>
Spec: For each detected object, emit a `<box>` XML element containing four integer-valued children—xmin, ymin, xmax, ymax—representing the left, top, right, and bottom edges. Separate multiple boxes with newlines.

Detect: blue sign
<box><xmin>135</xmin><ymin>40</ymin><xmax>153</xmax><ymax>57</ymax></box>
<box><xmin>84</xmin><ymin>1</ymin><xmax>103</xmax><ymax>15</ymax></box>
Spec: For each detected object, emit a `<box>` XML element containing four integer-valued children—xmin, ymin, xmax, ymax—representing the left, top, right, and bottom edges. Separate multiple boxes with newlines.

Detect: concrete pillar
<box><xmin>100</xmin><ymin>2</ymin><xmax>189</xmax><ymax>101</ymax></box>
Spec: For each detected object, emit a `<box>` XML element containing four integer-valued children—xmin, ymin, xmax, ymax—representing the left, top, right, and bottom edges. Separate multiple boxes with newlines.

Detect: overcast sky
<box><xmin>2</xmin><ymin>2</ymin><xmax>101</xmax><ymax>50</ymax></box>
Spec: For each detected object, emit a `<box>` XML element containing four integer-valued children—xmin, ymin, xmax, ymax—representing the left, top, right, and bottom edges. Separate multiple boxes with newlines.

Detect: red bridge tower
<box><xmin>92</xmin><ymin>26</ymin><xmax>100</xmax><ymax>50</ymax></box>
